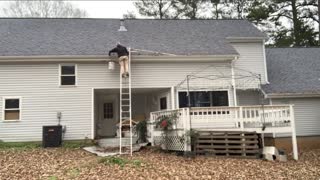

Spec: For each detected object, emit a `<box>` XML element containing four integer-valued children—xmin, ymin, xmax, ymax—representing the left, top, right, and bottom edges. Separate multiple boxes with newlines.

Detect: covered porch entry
<box><xmin>93</xmin><ymin>87</ymin><xmax>173</xmax><ymax>140</ymax></box>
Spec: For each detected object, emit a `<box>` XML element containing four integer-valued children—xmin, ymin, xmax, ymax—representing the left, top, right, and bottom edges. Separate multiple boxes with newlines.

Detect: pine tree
<box><xmin>173</xmin><ymin>0</ymin><xmax>205</xmax><ymax>19</ymax></box>
<box><xmin>247</xmin><ymin>0</ymin><xmax>318</xmax><ymax>47</ymax></box>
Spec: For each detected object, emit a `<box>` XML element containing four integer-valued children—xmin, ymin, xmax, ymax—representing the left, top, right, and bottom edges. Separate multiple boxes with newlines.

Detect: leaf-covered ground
<box><xmin>0</xmin><ymin>147</ymin><xmax>319</xmax><ymax>180</ymax></box>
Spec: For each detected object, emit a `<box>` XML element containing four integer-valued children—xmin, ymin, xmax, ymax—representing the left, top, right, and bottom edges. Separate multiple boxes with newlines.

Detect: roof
<box><xmin>0</xmin><ymin>18</ymin><xmax>266</xmax><ymax>57</ymax></box>
<box><xmin>263</xmin><ymin>48</ymin><xmax>320</xmax><ymax>96</ymax></box>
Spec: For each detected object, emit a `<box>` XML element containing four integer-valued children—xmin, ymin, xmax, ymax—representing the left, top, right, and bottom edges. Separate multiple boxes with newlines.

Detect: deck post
<box><xmin>239</xmin><ymin>106</ymin><xmax>244</xmax><ymax>130</ymax></box>
<box><xmin>290</xmin><ymin>105</ymin><xmax>298</xmax><ymax>160</ymax></box>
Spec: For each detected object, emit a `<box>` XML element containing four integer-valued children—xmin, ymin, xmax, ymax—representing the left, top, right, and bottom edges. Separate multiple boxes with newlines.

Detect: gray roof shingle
<box><xmin>0</xmin><ymin>18</ymin><xmax>266</xmax><ymax>56</ymax></box>
<box><xmin>263</xmin><ymin>48</ymin><xmax>320</xmax><ymax>95</ymax></box>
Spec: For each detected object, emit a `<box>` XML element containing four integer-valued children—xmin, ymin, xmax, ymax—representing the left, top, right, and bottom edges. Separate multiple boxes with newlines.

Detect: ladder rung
<box><xmin>122</xmin><ymin>105</ymin><xmax>130</xmax><ymax>106</ymax></box>
<box><xmin>121</xmin><ymin>111</ymin><xmax>130</xmax><ymax>113</ymax></box>
<box><xmin>121</xmin><ymin>99</ymin><xmax>130</xmax><ymax>101</ymax></box>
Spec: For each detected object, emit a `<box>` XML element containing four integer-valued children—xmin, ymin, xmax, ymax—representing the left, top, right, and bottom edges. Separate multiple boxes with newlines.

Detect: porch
<box><xmin>93</xmin><ymin>87</ymin><xmax>172</xmax><ymax>145</ymax></box>
<box><xmin>149</xmin><ymin>105</ymin><xmax>298</xmax><ymax>160</ymax></box>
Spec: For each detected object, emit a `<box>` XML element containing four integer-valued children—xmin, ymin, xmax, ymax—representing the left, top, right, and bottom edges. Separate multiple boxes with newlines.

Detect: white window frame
<box><xmin>2</xmin><ymin>97</ymin><xmax>22</xmax><ymax>122</ymax></box>
<box><xmin>59</xmin><ymin>64</ymin><xmax>77</xmax><ymax>87</ymax></box>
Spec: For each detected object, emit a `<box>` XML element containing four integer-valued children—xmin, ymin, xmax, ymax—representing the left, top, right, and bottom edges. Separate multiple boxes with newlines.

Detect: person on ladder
<box><xmin>109</xmin><ymin>43</ymin><xmax>129</xmax><ymax>78</ymax></box>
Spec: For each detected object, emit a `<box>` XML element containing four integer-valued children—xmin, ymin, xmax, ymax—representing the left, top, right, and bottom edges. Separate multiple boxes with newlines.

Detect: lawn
<box><xmin>0</xmin><ymin>146</ymin><xmax>319</xmax><ymax>180</ymax></box>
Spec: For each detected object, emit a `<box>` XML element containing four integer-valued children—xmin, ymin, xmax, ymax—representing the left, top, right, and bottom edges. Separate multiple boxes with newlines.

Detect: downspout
<box><xmin>262</xmin><ymin>39</ymin><xmax>269</xmax><ymax>84</ymax></box>
<box><xmin>231</xmin><ymin>57</ymin><xmax>238</xmax><ymax>106</ymax></box>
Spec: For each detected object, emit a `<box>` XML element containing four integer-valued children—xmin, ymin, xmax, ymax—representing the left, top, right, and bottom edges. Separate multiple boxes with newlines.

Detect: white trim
<box><xmin>2</xmin><ymin>96</ymin><xmax>22</xmax><ymax>122</ymax></box>
<box><xmin>91</xmin><ymin>88</ymin><xmax>95</xmax><ymax>139</ymax></box>
<box><xmin>262</xmin><ymin>40</ymin><xmax>269</xmax><ymax>83</ymax></box>
<box><xmin>59</xmin><ymin>64</ymin><xmax>78</xmax><ymax>87</ymax></box>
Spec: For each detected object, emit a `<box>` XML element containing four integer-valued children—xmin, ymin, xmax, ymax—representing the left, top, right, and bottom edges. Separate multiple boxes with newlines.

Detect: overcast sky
<box><xmin>71</xmin><ymin>1</ymin><xmax>138</xmax><ymax>18</ymax></box>
<box><xmin>0</xmin><ymin>1</ymin><xmax>139</xmax><ymax>18</ymax></box>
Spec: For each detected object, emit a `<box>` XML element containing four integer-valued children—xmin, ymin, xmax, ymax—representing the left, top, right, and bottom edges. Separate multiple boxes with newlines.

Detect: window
<box><xmin>179</xmin><ymin>91</ymin><xmax>229</xmax><ymax>108</ymax></box>
<box><xmin>3</xmin><ymin>98</ymin><xmax>21</xmax><ymax>121</ymax></box>
<box><xmin>160</xmin><ymin>97</ymin><xmax>167</xmax><ymax>110</ymax></box>
<box><xmin>60</xmin><ymin>65</ymin><xmax>76</xmax><ymax>86</ymax></box>
<box><xmin>104</xmin><ymin>103</ymin><xmax>113</xmax><ymax>119</ymax></box>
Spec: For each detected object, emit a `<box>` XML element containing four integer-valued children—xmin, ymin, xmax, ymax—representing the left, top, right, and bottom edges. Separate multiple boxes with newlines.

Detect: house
<box><xmin>262</xmin><ymin>48</ymin><xmax>320</xmax><ymax>151</ymax></box>
<box><xmin>0</xmin><ymin>18</ymin><xmax>318</xmax><ymax>159</ymax></box>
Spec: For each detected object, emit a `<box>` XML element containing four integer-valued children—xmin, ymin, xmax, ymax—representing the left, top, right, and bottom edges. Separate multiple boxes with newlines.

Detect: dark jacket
<box><xmin>108</xmin><ymin>44</ymin><xmax>129</xmax><ymax>57</ymax></box>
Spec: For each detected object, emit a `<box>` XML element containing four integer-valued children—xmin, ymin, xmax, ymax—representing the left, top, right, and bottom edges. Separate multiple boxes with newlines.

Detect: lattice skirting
<box><xmin>154</xmin><ymin>135</ymin><xmax>186</xmax><ymax>151</ymax></box>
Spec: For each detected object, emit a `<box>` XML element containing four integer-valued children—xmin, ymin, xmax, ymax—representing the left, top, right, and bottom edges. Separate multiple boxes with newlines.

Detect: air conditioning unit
<box><xmin>42</xmin><ymin>125</ymin><xmax>62</xmax><ymax>148</ymax></box>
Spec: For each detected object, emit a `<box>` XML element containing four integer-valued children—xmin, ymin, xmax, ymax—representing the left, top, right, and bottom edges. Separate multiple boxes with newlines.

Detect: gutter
<box><xmin>266</xmin><ymin>93</ymin><xmax>320</xmax><ymax>98</ymax></box>
<box><xmin>225</xmin><ymin>37</ymin><xmax>268</xmax><ymax>43</ymax></box>
<box><xmin>0</xmin><ymin>54</ymin><xmax>238</xmax><ymax>63</ymax></box>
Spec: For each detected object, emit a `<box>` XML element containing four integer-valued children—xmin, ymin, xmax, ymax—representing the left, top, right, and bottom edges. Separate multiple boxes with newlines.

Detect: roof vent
<box><xmin>118</xmin><ymin>19</ymin><xmax>127</xmax><ymax>32</ymax></box>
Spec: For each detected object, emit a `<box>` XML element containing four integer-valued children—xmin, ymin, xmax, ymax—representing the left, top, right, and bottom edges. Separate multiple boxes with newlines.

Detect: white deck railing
<box><xmin>149</xmin><ymin>105</ymin><xmax>298</xmax><ymax>160</ymax></box>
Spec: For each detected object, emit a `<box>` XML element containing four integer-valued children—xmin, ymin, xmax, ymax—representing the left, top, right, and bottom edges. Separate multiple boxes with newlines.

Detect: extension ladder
<box><xmin>119</xmin><ymin>47</ymin><xmax>133</xmax><ymax>155</ymax></box>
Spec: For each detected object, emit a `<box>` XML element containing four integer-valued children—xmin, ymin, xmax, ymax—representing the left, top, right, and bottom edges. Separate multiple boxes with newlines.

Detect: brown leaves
<box><xmin>0</xmin><ymin>148</ymin><xmax>320</xmax><ymax>180</ymax></box>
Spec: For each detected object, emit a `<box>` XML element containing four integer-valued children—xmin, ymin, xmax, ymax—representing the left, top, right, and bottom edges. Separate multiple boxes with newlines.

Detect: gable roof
<box><xmin>263</xmin><ymin>48</ymin><xmax>320</xmax><ymax>96</ymax></box>
<box><xmin>0</xmin><ymin>18</ymin><xmax>266</xmax><ymax>57</ymax></box>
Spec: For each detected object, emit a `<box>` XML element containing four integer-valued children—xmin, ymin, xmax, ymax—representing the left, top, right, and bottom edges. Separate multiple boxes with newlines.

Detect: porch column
<box><xmin>171</xmin><ymin>86</ymin><xmax>176</xmax><ymax>109</ymax></box>
<box><xmin>184</xmin><ymin>108</ymin><xmax>191</xmax><ymax>151</ymax></box>
<box><xmin>290</xmin><ymin>105</ymin><xmax>299</xmax><ymax>160</ymax></box>
<box><xmin>231</xmin><ymin>60</ymin><xmax>238</xmax><ymax>106</ymax></box>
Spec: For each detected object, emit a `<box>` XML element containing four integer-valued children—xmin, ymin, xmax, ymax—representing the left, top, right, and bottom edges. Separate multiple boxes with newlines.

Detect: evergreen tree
<box><xmin>247</xmin><ymin>0</ymin><xmax>319</xmax><ymax>46</ymax></box>
<box><xmin>173</xmin><ymin>0</ymin><xmax>205</xmax><ymax>19</ymax></box>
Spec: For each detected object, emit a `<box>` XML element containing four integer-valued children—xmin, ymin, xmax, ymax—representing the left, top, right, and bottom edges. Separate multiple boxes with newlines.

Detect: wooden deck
<box><xmin>194</xmin><ymin>131</ymin><xmax>261</xmax><ymax>158</ymax></box>
<box><xmin>149</xmin><ymin>105</ymin><xmax>298</xmax><ymax>160</ymax></box>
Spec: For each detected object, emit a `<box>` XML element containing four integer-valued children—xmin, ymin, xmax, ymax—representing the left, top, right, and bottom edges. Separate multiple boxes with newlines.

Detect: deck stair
<box><xmin>119</xmin><ymin>48</ymin><xmax>133</xmax><ymax>155</ymax></box>
<box><xmin>194</xmin><ymin>131</ymin><xmax>261</xmax><ymax>158</ymax></box>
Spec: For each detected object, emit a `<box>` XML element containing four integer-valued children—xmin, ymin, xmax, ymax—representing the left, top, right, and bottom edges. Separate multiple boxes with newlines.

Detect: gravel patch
<box><xmin>1</xmin><ymin>148</ymin><xmax>319</xmax><ymax>180</ymax></box>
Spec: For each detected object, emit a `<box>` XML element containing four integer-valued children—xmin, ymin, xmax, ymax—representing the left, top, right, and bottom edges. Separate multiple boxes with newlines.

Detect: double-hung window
<box><xmin>3</xmin><ymin>98</ymin><xmax>21</xmax><ymax>121</ymax></box>
<box><xmin>60</xmin><ymin>64</ymin><xmax>77</xmax><ymax>86</ymax></box>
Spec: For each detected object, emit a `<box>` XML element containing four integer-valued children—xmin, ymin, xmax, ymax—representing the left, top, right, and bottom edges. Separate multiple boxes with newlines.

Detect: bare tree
<box><xmin>123</xmin><ymin>11</ymin><xmax>137</xmax><ymax>19</ymax></box>
<box><xmin>1</xmin><ymin>0</ymin><xmax>87</xmax><ymax>18</ymax></box>
<box><xmin>134</xmin><ymin>0</ymin><xmax>178</xmax><ymax>19</ymax></box>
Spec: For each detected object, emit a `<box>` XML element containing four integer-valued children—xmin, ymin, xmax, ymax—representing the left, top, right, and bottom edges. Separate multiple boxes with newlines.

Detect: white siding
<box><xmin>237</xmin><ymin>90</ymin><xmax>261</xmax><ymax>106</ymax></box>
<box><xmin>0</xmin><ymin>50</ymin><xmax>264</xmax><ymax>142</ymax></box>
<box><xmin>0</xmin><ymin>62</ymin><xmax>234</xmax><ymax>142</ymax></box>
<box><xmin>0</xmin><ymin>64</ymin><xmax>93</xmax><ymax>142</ymax></box>
<box><xmin>232</xmin><ymin>42</ymin><xmax>267</xmax><ymax>85</ymax></box>
<box><xmin>132</xmin><ymin>62</ymin><xmax>232</xmax><ymax>89</ymax></box>
<box><xmin>272</xmin><ymin>98</ymin><xmax>320</xmax><ymax>136</ymax></box>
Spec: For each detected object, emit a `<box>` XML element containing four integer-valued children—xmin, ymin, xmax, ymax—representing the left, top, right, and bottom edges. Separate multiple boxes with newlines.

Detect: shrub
<box><xmin>135</xmin><ymin>120</ymin><xmax>147</xmax><ymax>142</ymax></box>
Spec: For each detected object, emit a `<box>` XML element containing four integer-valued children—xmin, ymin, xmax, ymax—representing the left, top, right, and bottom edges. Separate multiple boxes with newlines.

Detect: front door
<box><xmin>97</xmin><ymin>96</ymin><xmax>118</xmax><ymax>137</ymax></box>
